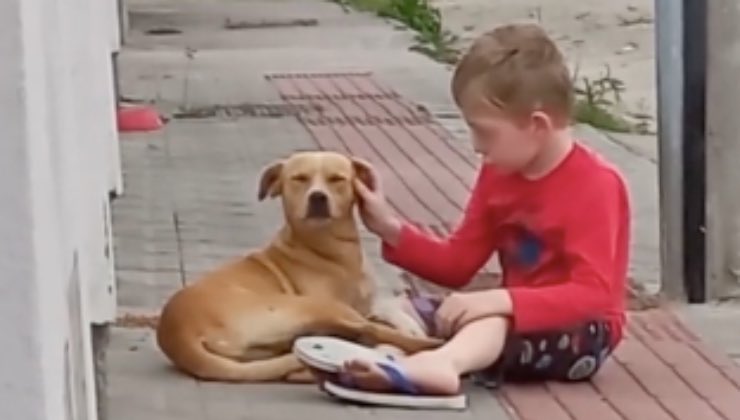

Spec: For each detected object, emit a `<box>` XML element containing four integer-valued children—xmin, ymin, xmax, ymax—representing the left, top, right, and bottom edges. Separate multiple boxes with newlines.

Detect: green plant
<box><xmin>573</xmin><ymin>65</ymin><xmax>625</xmax><ymax>107</ymax></box>
<box><xmin>379</xmin><ymin>0</ymin><xmax>441</xmax><ymax>34</ymax></box>
<box><xmin>573</xmin><ymin>99</ymin><xmax>633</xmax><ymax>133</ymax></box>
<box><xmin>331</xmin><ymin>0</ymin><xmax>460</xmax><ymax>63</ymax></box>
<box><xmin>571</xmin><ymin>65</ymin><xmax>637</xmax><ymax>133</ymax></box>
<box><xmin>331</xmin><ymin>0</ymin><xmax>390</xmax><ymax>13</ymax></box>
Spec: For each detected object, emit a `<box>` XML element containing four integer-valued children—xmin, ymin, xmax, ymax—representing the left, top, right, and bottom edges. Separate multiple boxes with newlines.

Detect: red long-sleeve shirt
<box><xmin>382</xmin><ymin>143</ymin><xmax>630</xmax><ymax>347</ymax></box>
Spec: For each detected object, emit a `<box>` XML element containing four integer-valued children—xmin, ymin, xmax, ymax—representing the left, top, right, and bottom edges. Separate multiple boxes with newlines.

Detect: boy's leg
<box><xmin>341</xmin><ymin>315</ymin><xmax>509</xmax><ymax>395</ymax></box>
<box><xmin>482</xmin><ymin>320</ymin><xmax>613</xmax><ymax>384</ymax></box>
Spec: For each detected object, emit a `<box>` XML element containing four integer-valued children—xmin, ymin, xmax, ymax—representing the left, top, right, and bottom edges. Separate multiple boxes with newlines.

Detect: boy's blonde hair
<box><xmin>451</xmin><ymin>23</ymin><xmax>574</xmax><ymax>126</ymax></box>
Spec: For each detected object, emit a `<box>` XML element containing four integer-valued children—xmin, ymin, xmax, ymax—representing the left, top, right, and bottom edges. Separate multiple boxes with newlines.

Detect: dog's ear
<box><xmin>351</xmin><ymin>157</ymin><xmax>376</xmax><ymax>191</ymax></box>
<box><xmin>257</xmin><ymin>160</ymin><xmax>283</xmax><ymax>201</ymax></box>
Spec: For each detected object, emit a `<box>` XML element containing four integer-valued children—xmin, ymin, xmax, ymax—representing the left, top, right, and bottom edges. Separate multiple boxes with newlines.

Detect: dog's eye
<box><xmin>291</xmin><ymin>174</ymin><xmax>310</xmax><ymax>183</ymax></box>
<box><xmin>328</xmin><ymin>175</ymin><xmax>347</xmax><ymax>183</ymax></box>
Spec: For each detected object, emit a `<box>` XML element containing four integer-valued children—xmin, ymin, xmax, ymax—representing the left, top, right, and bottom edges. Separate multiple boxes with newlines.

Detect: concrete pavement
<box><xmin>109</xmin><ymin>0</ymin><xmax>740</xmax><ymax>419</ymax></box>
<box><xmin>434</xmin><ymin>0</ymin><xmax>657</xmax><ymax>132</ymax></box>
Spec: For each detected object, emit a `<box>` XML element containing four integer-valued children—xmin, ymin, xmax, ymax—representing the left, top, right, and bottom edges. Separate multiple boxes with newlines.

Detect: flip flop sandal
<box><xmin>293</xmin><ymin>336</ymin><xmax>467</xmax><ymax>411</ymax></box>
<box><xmin>293</xmin><ymin>336</ymin><xmax>397</xmax><ymax>373</ymax></box>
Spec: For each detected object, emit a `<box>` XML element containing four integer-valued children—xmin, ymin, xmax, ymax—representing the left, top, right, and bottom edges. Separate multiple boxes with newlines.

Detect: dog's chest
<box><xmin>335</xmin><ymin>271</ymin><xmax>374</xmax><ymax>315</ymax></box>
<box><xmin>353</xmin><ymin>273</ymin><xmax>375</xmax><ymax>315</ymax></box>
<box><xmin>301</xmin><ymin>270</ymin><xmax>374</xmax><ymax>314</ymax></box>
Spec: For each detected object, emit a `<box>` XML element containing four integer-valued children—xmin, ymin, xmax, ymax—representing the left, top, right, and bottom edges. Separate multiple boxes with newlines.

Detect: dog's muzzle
<box><xmin>306</xmin><ymin>191</ymin><xmax>330</xmax><ymax>219</ymax></box>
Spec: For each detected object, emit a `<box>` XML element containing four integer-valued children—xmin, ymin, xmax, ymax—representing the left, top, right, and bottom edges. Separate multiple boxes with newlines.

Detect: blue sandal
<box><xmin>293</xmin><ymin>336</ymin><xmax>467</xmax><ymax>410</ymax></box>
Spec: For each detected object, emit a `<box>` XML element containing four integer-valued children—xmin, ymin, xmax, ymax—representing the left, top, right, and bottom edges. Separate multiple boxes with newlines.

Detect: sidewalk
<box><xmin>109</xmin><ymin>1</ymin><xmax>740</xmax><ymax>419</ymax></box>
<box><xmin>433</xmin><ymin>0</ymin><xmax>657</xmax><ymax>131</ymax></box>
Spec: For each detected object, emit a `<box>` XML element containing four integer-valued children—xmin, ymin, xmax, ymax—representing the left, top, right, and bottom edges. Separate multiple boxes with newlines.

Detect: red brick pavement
<box><xmin>267</xmin><ymin>72</ymin><xmax>740</xmax><ymax>419</ymax></box>
<box><xmin>501</xmin><ymin>309</ymin><xmax>740</xmax><ymax>420</ymax></box>
<box><xmin>266</xmin><ymin>72</ymin><xmax>497</xmax><ymax>287</ymax></box>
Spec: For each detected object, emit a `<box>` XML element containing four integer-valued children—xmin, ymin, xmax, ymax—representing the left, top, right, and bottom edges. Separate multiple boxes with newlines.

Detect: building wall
<box><xmin>706</xmin><ymin>1</ymin><xmax>740</xmax><ymax>299</ymax></box>
<box><xmin>0</xmin><ymin>0</ymin><xmax>121</xmax><ymax>418</ymax></box>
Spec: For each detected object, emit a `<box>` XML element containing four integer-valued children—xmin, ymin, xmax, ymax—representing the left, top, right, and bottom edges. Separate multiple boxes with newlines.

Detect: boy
<box><xmin>315</xmin><ymin>23</ymin><xmax>630</xmax><ymax>396</ymax></box>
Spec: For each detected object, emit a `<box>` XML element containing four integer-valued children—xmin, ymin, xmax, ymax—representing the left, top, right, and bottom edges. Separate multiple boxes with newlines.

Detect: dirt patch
<box><xmin>626</xmin><ymin>279</ymin><xmax>664</xmax><ymax>311</ymax></box>
<box><xmin>116</xmin><ymin>313</ymin><xmax>159</xmax><ymax>329</ymax></box>
<box><xmin>224</xmin><ymin>18</ymin><xmax>319</xmax><ymax>30</ymax></box>
<box><xmin>145</xmin><ymin>27</ymin><xmax>183</xmax><ymax>35</ymax></box>
<box><xmin>172</xmin><ymin>103</ymin><xmax>323</xmax><ymax>119</ymax></box>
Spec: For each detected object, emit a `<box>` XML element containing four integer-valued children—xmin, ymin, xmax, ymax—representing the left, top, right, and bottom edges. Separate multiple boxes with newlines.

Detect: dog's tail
<box><xmin>157</xmin><ymin>331</ymin><xmax>302</xmax><ymax>382</ymax></box>
<box><xmin>189</xmin><ymin>342</ymin><xmax>302</xmax><ymax>382</ymax></box>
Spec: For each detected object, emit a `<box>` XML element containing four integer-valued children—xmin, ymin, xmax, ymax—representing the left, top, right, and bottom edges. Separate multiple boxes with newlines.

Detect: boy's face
<box><xmin>460</xmin><ymin>96</ymin><xmax>551</xmax><ymax>174</ymax></box>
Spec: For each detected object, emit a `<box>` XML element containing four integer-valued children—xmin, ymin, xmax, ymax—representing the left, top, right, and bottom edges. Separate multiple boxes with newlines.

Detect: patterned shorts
<box><xmin>410</xmin><ymin>296</ymin><xmax>614</xmax><ymax>387</ymax></box>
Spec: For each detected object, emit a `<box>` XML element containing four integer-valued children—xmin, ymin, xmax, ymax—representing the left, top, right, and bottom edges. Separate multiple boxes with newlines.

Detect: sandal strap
<box><xmin>376</xmin><ymin>361</ymin><xmax>420</xmax><ymax>395</ymax></box>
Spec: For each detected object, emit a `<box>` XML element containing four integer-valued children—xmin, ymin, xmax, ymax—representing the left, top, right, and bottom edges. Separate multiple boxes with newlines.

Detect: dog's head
<box><xmin>257</xmin><ymin>151</ymin><xmax>373</xmax><ymax>228</ymax></box>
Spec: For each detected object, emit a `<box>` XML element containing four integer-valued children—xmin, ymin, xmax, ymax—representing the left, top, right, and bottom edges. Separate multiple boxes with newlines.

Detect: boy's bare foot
<box><xmin>341</xmin><ymin>351</ymin><xmax>460</xmax><ymax>396</ymax></box>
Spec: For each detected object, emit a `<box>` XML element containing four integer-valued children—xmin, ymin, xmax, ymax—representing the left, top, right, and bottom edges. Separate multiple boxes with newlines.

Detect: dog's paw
<box><xmin>397</xmin><ymin>319</ymin><xmax>428</xmax><ymax>338</ymax></box>
<box><xmin>384</xmin><ymin>310</ymin><xmax>429</xmax><ymax>338</ymax></box>
<box><xmin>373</xmin><ymin>300</ymin><xmax>428</xmax><ymax>333</ymax></box>
<box><xmin>371</xmin><ymin>296</ymin><xmax>431</xmax><ymax>338</ymax></box>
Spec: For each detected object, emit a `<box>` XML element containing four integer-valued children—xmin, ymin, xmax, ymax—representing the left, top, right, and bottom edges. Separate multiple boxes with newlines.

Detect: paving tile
<box><xmin>498</xmin><ymin>384</ymin><xmax>572</xmax><ymax>420</ymax></box>
<box><xmin>591</xmin><ymin>359</ymin><xmax>676</xmax><ymax>420</ymax></box>
<box><xmin>108</xmin><ymin>328</ymin><xmax>207</xmax><ymax>420</ymax></box>
<box><xmin>115</xmin><ymin>270</ymin><xmax>183</xmax><ymax>311</ymax></box>
<box><xmin>614</xmin><ymin>336</ymin><xmax>723</xmax><ymax>419</ymax></box>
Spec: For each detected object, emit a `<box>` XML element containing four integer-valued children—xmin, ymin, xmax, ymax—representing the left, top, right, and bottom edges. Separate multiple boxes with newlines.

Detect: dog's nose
<box><xmin>308</xmin><ymin>191</ymin><xmax>328</xmax><ymax>207</ymax></box>
<box><xmin>306</xmin><ymin>191</ymin><xmax>330</xmax><ymax>219</ymax></box>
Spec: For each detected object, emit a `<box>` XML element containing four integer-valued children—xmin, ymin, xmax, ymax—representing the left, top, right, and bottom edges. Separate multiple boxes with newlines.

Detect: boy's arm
<box><xmin>381</xmin><ymin>166</ymin><xmax>498</xmax><ymax>289</ymax></box>
<box><xmin>507</xmin><ymin>174</ymin><xmax>630</xmax><ymax>332</ymax></box>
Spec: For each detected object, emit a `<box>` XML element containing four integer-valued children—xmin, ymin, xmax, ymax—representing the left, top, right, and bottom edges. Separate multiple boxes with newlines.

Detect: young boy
<box><xmin>331</xmin><ymin>23</ymin><xmax>630</xmax><ymax>395</ymax></box>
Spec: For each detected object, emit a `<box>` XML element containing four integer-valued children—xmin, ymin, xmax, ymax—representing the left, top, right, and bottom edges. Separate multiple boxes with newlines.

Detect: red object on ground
<box><xmin>117</xmin><ymin>105</ymin><xmax>163</xmax><ymax>132</ymax></box>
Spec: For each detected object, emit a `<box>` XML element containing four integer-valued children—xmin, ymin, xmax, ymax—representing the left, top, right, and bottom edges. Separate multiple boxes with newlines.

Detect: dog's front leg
<box><xmin>369</xmin><ymin>295</ymin><xmax>429</xmax><ymax>339</ymax></box>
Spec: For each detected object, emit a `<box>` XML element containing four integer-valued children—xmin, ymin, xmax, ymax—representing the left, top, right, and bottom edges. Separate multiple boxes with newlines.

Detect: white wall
<box><xmin>0</xmin><ymin>0</ymin><xmax>121</xmax><ymax>418</ymax></box>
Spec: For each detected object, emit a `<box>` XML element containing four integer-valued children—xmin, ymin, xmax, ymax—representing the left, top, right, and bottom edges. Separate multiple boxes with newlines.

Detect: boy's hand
<box><xmin>435</xmin><ymin>289</ymin><xmax>513</xmax><ymax>338</ymax></box>
<box><xmin>354</xmin><ymin>169</ymin><xmax>402</xmax><ymax>246</ymax></box>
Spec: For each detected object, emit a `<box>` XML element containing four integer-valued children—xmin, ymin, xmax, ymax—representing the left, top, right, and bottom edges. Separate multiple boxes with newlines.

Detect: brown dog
<box><xmin>156</xmin><ymin>151</ymin><xmax>441</xmax><ymax>382</ymax></box>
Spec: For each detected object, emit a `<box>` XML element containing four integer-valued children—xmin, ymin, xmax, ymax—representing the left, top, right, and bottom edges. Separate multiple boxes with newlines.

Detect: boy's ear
<box><xmin>351</xmin><ymin>157</ymin><xmax>376</xmax><ymax>191</ymax></box>
<box><xmin>257</xmin><ymin>160</ymin><xmax>283</xmax><ymax>201</ymax></box>
<box><xmin>530</xmin><ymin>110</ymin><xmax>554</xmax><ymax>133</ymax></box>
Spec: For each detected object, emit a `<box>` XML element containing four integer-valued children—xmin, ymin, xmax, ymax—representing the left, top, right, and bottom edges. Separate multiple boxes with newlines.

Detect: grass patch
<box><xmin>574</xmin><ymin>99</ymin><xmax>634</xmax><ymax>133</ymax></box>
<box><xmin>332</xmin><ymin>0</ymin><xmax>460</xmax><ymax>63</ymax></box>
